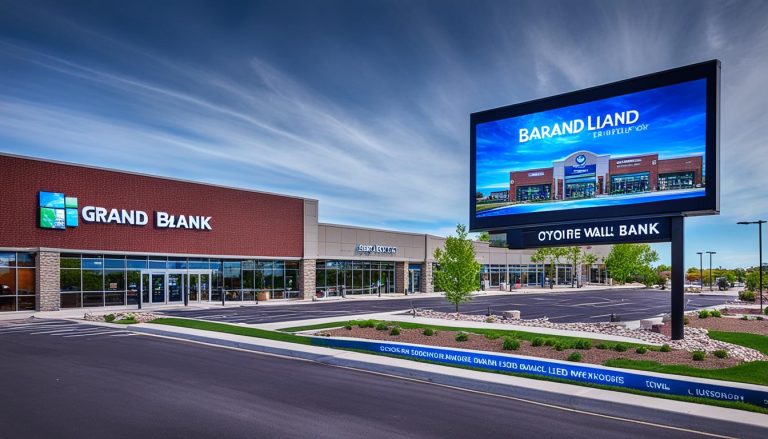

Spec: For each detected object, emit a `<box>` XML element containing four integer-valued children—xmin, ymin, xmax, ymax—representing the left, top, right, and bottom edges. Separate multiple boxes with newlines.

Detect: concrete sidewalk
<box><xmin>90</xmin><ymin>319</ymin><xmax>768</xmax><ymax>430</ymax></box>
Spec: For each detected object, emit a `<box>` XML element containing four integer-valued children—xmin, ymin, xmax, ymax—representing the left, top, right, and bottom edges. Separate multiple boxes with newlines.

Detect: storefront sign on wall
<box><xmin>39</xmin><ymin>191</ymin><xmax>212</xmax><ymax>231</ymax></box>
<box><xmin>356</xmin><ymin>244</ymin><xmax>397</xmax><ymax>254</ymax></box>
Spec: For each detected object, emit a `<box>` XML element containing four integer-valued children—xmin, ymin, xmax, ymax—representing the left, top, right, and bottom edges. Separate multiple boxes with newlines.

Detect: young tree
<box><xmin>433</xmin><ymin>224</ymin><xmax>481</xmax><ymax>313</ymax></box>
<box><xmin>477</xmin><ymin>231</ymin><xmax>490</xmax><ymax>242</ymax></box>
<box><xmin>603</xmin><ymin>243</ymin><xmax>659</xmax><ymax>285</ymax></box>
<box><xmin>530</xmin><ymin>247</ymin><xmax>567</xmax><ymax>286</ymax></box>
<box><xmin>562</xmin><ymin>247</ymin><xmax>597</xmax><ymax>287</ymax></box>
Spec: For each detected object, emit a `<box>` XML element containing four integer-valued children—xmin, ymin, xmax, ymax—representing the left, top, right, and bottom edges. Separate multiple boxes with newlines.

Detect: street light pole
<box><xmin>739</xmin><ymin>220</ymin><xmax>766</xmax><ymax>312</ymax></box>
<box><xmin>706</xmin><ymin>251</ymin><xmax>716</xmax><ymax>291</ymax></box>
<box><xmin>696</xmin><ymin>251</ymin><xmax>703</xmax><ymax>290</ymax></box>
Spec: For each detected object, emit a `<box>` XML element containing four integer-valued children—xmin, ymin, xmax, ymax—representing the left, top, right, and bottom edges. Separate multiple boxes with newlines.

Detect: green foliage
<box><xmin>741</xmin><ymin>315</ymin><xmax>750</xmax><ymax>321</ymax></box>
<box><xmin>660</xmin><ymin>344</ymin><xmax>671</xmax><ymax>352</ymax></box>
<box><xmin>574</xmin><ymin>339</ymin><xmax>592</xmax><ymax>350</ymax></box>
<box><xmin>692</xmin><ymin>351</ymin><xmax>706</xmax><ymax>361</ymax></box>
<box><xmin>344</xmin><ymin>323</ymin><xmax>353</xmax><ymax>330</ymax></box>
<box><xmin>713</xmin><ymin>350</ymin><xmax>729</xmax><ymax>359</ymax></box>
<box><xmin>684</xmin><ymin>316</ymin><xmax>690</xmax><ymax>325</ymax></box>
<box><xmin>502</xmin><ymin>337</ymin><xmax>520</xmax><ymax>350</ymax></box>
<box><xmin>698</xmin><ymin>310</ymin><xmax>710</xmax><ymax>319</ymax></box>
<box><xmin>554</xmin><ymin>342</ymin><xmax>566</xmax><ymax>351</ymax></box>
<box><xmin>531</xmin><ymin>337</ymin><xmax>544</xmax><ymax>347</ymax></box>
<box><xmin>739</xmin><ymin>290</ymin><xmax>756</xmax><ymax>301</ymax></box>
<box><xmin>530</xmin><ymin>247</ymin><xmax>568</xmax><ymax>283</ymax></box>
<box><xmin>423</xmin><ymin>328</ymin><xmax>435</xmax><ymax>336</ymax></box>
<box><xmin>636</xmin><ymin>346</ymin><xmax>647</xmax><ymax>354</ymax></box>
<box><xmin>104</xmin><ymin>314</ymin><xmax>116</xmax><ymax>323</ymax></box>
<box><xmin>614</xmin><ymin>344</ymin><xmax>628</xmax><ymax>352</ymax></box>
<box><xmin>485</xmin><ymin>333</ymin><xmax>500</xmax><ymax>340</ymax></box>
<box><xmin>567</xmin><ymin>352</ymin><xmax>582</xmax><ymax>362</ymax></box>
<box><xmin>544</xmin><ymin>339</ymin><xmax>556</xmax><ymax>347</ymax></box>
<box><xmin>358</xmin><ymin>320</ymin><xmax>376</xmax><ymax>328</ymax></box>
<box><xmin>433</xmin><ymin>224</ymin><xmax>481</xmax><ymax>312</ymax></box>
<box><xmin>389</xmin><ymin>327</ymin><xmax>401</xmax><ymax>336</ymax></box>
<box><xmin>477</xmin><ymin>232</ymin><xmax>490</xmax><ymax>242</ymax></box>
<box><xmin>375</xmin><ymin>322</ymin><xmax>389</xmax><ymax>331</ymax></box>
<box><xmin>455</xmin><ymin>332</ymin><xmax>469</xmax><ymax>342</ymax></box>
<box><xmin>485</xmin><ymin>316</ymin><xmax>495</xmax><ymax>323</ymax></box>
<box><xmin>596</xmin><ymin>343</ymin><xmax>608</xmax><ymax>350</ymax></box>
<box><xmin>603</xmin><ymin>243</ymin><xmax>659</xmax><ymax>284</ymax></box>
<box><xmin>765</xmin><ymin>308</ymin><xmax>768</xmax><ymax>316</ymax></box>
<box><xmin>746</xmin><ymin>269</ymin><xmax>765</xmax><ymax>292</ymax></box>
<box><xmin>710</xmin><ymin>309</ymin><xmax>721</xmax><ymax>318</ymax></box>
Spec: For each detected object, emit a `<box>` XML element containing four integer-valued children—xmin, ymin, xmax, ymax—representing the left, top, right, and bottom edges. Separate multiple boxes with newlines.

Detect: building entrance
<box><xmin>140</xmin><ymin>270</ymin><xmax>212</xmax><ymax>305</ymax></box>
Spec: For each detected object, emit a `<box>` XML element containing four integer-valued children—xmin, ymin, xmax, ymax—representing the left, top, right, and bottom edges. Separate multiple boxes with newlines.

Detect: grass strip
<box><xmin>281</xmin><ymin>319</ymin><xmax>654</xmax><ymax>350</ymax></box>
<box><xmin>708</xmin><ymin>331</ymin><xmax>768</xmax><ymax>355</ymax></box>
<box><xmin>602</xmin><ymin>359</ymin><xmax>768</xmax><ymax>387</ymax></box>
<box><xmin>150</xmin><ymin>318</ymin><xmax>311</xmax><ymax>345</ymax></box>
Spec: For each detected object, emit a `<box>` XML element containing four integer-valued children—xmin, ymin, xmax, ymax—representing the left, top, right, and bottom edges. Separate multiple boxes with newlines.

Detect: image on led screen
<box><xmin>475</xmin><ymin>79</ymin><xmax>707</xmax><ymax>219</ymax></box>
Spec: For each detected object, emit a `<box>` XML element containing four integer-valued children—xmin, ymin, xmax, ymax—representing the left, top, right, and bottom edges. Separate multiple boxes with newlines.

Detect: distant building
<box><xmin>488</xmin><ymin>190</ymin><xmax>509</xmax><ymax>201</ymax></box>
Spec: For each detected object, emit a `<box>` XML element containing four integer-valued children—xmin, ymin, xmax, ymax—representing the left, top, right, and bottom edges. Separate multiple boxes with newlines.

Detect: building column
<box><xmin>299</xmin><ymin>259</ymin><xmax>316</xmax><ymax>300</ymax></box>
<box><xmin>36</xmin><ymin>251</ymin><xmax>60</xmax><ymax>312</ymax></box>
<box><xmin>420</xmin><ymin>262</ymin><xmax>433</xmax><ymax>294</ymax></box>
<box><xmin>395</xmin><ymin>262</ymin><xmax>408</xmax><ymax>294</ymax></box>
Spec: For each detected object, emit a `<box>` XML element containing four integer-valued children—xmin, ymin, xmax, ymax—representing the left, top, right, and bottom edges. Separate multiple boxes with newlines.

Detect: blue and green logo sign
<box><xmin>39</xmin><ymin>191</ymin><xmax>78</xmax><ymax>229</ymax></box>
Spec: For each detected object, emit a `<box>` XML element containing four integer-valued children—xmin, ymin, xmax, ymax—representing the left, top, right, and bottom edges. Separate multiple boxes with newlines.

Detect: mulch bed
<box><xmin>722</xmin><ymin>307</ymin><xmax>767</xmax><ymax>316</ymax></box>
<box><xmin>688</xmin><ymin>314</ymin><xmax>768</xmax><ymax>336</ymax></box>
<box><xmin>323</xmin><ymin>326</ymin><xmax>741</xmax><ymax>369</ymax></box>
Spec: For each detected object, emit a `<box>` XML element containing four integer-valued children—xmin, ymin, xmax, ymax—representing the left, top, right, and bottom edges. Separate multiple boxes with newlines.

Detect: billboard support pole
<box><xmin>671</xmin><ymin>216</ymin><xmax>685</xmax><ymax>340</ymax></box>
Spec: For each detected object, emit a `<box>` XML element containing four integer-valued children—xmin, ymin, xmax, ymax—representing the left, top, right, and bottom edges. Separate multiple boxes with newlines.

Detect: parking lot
<box><xmin>163</xmin><ymin>288</ymin><xmax>732</xmax><ymax>325</ymax></box>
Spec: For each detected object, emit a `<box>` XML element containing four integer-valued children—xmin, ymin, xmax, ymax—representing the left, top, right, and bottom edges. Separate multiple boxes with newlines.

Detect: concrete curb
<box><xmin>120</xmin><ymin>322</ymin><xmax>768</xmax><ymax>431</ymax></box>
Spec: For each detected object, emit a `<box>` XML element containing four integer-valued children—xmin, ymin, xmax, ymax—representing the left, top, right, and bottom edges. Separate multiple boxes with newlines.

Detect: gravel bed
<box><xmin>84</xmin><ymin>311</ymin><xmax>159</xmax><ymax>323</ymax></box>
<box><xmin>409</xmin><ymin>309</ymin><xmax>766</xmax><ymax>362</ymax></box>
<box><xmin>688</xmin><ymin>315</ymin><xmax>768</xmax><ymax>336</ymax></box>
<box><xmin>322</xmin><ymin>326</ymin><xmax>741</xmax><ymax>369</ymax></box>
<box><xmin>722</xmin><ymin>307</ymin><xmax>768</xmax><ymax>316</ymax></box>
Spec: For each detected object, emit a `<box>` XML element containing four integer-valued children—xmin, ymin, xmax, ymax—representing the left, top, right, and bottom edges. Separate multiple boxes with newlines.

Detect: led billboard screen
<box><xmin>470</xmin><ymin>60</ymin><xmax>719</xmax><ymax>232</ymax></box>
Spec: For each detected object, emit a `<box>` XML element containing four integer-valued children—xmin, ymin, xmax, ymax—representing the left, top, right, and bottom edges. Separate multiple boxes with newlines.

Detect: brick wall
<box><xmin>36</xmin><ymin>251</ymin><xmax>60</xmax><ymax>311</ymax></box>
<box><xmin>420</xmin><ymin>262</ymin><xmax>433</xmax><ymax>294</ymax></box>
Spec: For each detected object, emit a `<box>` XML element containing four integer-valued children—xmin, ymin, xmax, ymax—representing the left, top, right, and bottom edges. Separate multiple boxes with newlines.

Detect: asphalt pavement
<box><xmin>1</xmin><ymin>318</ymin><xmax>762</xmax><ymax>438</ymax></box>
<box><xmin>163</xmin><ymin>288</ymin><xmax>731</xmax><ymax>325</ymax></box>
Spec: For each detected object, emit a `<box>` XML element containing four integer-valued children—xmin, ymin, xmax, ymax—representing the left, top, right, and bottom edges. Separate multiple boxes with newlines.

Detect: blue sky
<box><xmin>476</xmin><ymin>79</ymin><xmax>706</xmax><ymax>192</ymax></box>
<box><xmin>1</xmin><ymin>0</ymin><xmax>767</xmax><ymax>268</ymax></box>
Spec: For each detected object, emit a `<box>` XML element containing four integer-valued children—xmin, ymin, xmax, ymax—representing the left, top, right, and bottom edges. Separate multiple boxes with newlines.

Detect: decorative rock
<box><xmin>502</xmin><ymin>310</ymin><xmax>521</xmax><ymax>320</ymax></box>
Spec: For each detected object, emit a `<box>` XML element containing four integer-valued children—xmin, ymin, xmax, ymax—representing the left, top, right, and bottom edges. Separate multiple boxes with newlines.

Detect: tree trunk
<box><xmin>455</xmin><ymin>303</ymin><xmax>459</xmax><ymax>313</ymax></box>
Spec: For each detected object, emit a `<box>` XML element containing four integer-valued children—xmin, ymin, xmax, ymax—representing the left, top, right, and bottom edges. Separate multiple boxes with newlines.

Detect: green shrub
<box><xmin>713</xmin><ymin>349</ymin><xmax>728</xmax><ymax>359</ymax></box>
<box><xmin>531</xmin><ymin>337</ymin><xmax>544</xmax><ymax>347</ymax></box>
<box><xmin>423</xmin><ymin>328</ymin><xmax>435</xmax><ymax>336</ymax></box>
<box><xmin>660</xmin><ymin>344</ymin><xmax>671</xmax><ymax>352</ymax></box>
<box><xmin>485</xmin><ymin>333</ymin><xmax>501</xmax><ymax>340</ymax></box>
<box><xmin>567</xmin><ymin>352</ymin><xmax>582</xmax><ymax>362</ymax></box>
<box><xmin>358</xmin><ymin>320</ymin><xmax>376</xmax><ymax>328</ymax></box>
<box><xmin>485</xmin><ymin>316</ymin><xmax>495</xmax><ymax>323</ymax></box>
<box><xmin>692</xmin><ymin>351</ymin><xmax>706</xmax><ymax>361</ymax></box>
<box><xmin>765</xmin><ymin>307</ymin><xmax>768</xmax><ymax>316</ymax></box>
<box><xmin>574</xmin><ymin>339</ymin><xmax>592</xmax><ymax>350</ymax></box>
<box><xmin>614</xmin><ymin>344</ymin><xmax>628</xmax><ymax>352</ymax></box>
<box><xmin>635</xmin><ymin>346</ymin><xmax>647</xmax><ymax>354</ymax></box>
<box><xmin>758</xmin><ymin>316</ymin><xmax>765</xmax><ymax>321</ymax></box>
<box><xmin>502</xmin><ymin>337</ymin><xmax>520</xmax><ymax>351</ymax></box>
<box><xmin>104</xmin><ymin>314</ymin><xmax>116</xmax><ymax>323</ymax></box>
<box><xmin>698</xmin><ymin>310</ymin><xmax>709</xmax><ymax>319</ymax></box>
<box><xmin>455</xmin><ymin>332</ymin><xmax>469</xmax><ymax>342</ymax></box>
<box><xmin>375</xmin><ymin>322</ymin><xmax>389</xmax><ymax>331</ymax></box>
<box><xmin>709</xmin><ymin>309</ymin><xmax>721</xmax><ymax>318</ymax></box>
<box><xmin>344</xmin><ymin>324</ymin><xmax>353</xmax><ymax>330</ymax></box>
<box><xmin>739</xmin><ymin>290</ymin><xmax>756</xmax><ymax>302</ymax></box>
<box><xmin>554</xmin><ymin>342</ymin><xmax>566</xmax><ymax>352</ymax></box>
<box><xmin>596</xmin><ymin>343</ymin><xmax>608</xmax><ymax>350</ymax></box>
<box><xmin>741</xmin><ymin>315</ymin><xmax>750</xmax><ymax>321</ymax></box>
<box><xmin>544</xmin><ymin>339</ymin><xmax>555</xmax><ymax>347</ymax></box>
<box><xmin>684</xmin><ymin>316</ymin><xmax>690</xmax><ymax>325</ymax></box>
<box><xmin>389</xmin><ymin>327</ymin><xmax>401</xmax><ymax>336</ymax></box>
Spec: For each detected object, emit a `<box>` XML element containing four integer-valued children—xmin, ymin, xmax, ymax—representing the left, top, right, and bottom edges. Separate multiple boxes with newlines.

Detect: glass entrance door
<box><xmin>167</xmin><ymin>273</ymin><xmax>184</xmax><ymax>303</ymax></box>
<box><xmin>189</xmin><ymin>274</ymin><xmax>199</xmax><ymax>301</ymax></box>
<box><xmin>200</xmin><ymin>274</ymin><xmax>210</xmax><ymax>301</ymax></box>
<box><xmin>151</xmin><ymin>273</ymin><xmax>165</xmax><ymax>303</ymax></box>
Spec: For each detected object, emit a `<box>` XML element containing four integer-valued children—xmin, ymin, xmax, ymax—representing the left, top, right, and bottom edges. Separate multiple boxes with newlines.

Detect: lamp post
<box><xmin>706</xmin><ymin>251</ymin><xmax>716</xmax><ymax>291</ymax></box>
<box><xmin>738</xmin><ymin>220</ymin><xmax>766</xmax><ymax>312</ymax></box>
<box><xmin>696</xmin><ymin>251</ymin><xmax>703</xmax><ymax>290</ymax></box>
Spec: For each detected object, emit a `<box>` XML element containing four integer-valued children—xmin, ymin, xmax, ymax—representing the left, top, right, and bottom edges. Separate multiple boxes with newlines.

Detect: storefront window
<box><xmin>658</xmin><ymin>172</ymin><xmax>695</xmax><ymax>191</ymax></box>
<box><xmin>516</xmin><ymin>184</ymin><xmax>551</xmax><ymax>202</ymax></box>
<box><xmin>611</xmin><ymin>172</ymin><xmax>650</xmax><ymax>195</ymax></box>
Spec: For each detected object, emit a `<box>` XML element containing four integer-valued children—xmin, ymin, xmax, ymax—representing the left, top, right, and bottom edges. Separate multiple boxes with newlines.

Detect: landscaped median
<box><xmin>145</xmin><ymin>316</ymin><xmax>768</xmax><ymax>413</ymax></box>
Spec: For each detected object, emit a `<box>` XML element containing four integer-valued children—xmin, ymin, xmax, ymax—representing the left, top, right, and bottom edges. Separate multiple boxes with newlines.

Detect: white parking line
<box><xmin>63</xmin><ymin>330</ymin><xmax>124</xmax><ymax>338</ymax></box>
